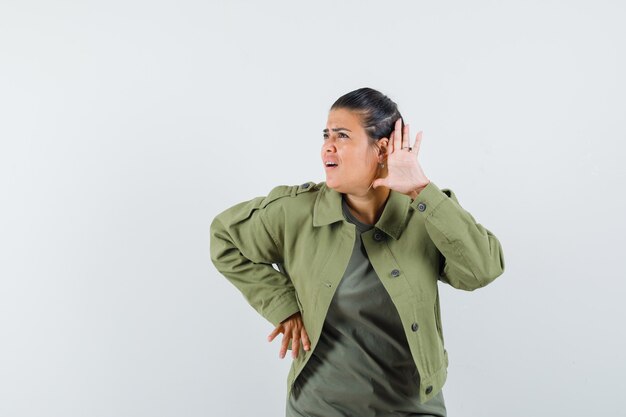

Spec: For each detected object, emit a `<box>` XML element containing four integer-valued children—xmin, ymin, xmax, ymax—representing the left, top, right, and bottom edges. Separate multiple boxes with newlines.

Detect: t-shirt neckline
<box><xmin>341</xmin><ymin>195</ymin><xmax>374</xmax><ymax>233</ymax></box>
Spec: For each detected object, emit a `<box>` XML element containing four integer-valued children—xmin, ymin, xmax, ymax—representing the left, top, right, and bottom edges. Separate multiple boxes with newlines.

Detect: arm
<box><xmin>410</xmin><ymin>181</ymin><xmax>506</xmax><ymax>291</ymax></box>
<box><xmin>371</xmin><ymin>118</ymin><xmax>504</xmax><ymax>290</ymax></box>
<box><xmin>209</xmin><ymin>194</ymin><xmax>300</xmax><ymax>327</ymax></box>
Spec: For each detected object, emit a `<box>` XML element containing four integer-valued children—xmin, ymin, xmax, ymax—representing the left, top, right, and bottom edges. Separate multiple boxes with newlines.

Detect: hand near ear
<box><xmin>372</xmin><ymin>118</ymin><xmax>430</xmax><ymax>198</ymax></box>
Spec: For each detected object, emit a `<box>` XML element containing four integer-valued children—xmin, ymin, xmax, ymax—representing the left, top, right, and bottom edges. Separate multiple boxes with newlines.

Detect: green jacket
<box><xmin>210</xmin><ymin>180</ymin><xmax>505</xmax><ymax>403</ymax></box>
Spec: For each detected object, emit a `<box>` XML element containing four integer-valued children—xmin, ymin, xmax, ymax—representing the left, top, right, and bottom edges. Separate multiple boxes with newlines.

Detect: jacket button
<box><xmin>373</xmin><ymin>231</ymin><xmax>384</xmax><ymax>241</ymax></box>
<box><xmin>301</xmin><ymin>183</ymin><xmax>310</xmax><ymax>189</ymax></box>
<box><xmin>411</xmin><ymin>322</ymin><xmax>419</xmax><ymax>331</ymax></box>
<box><xmin>391</xmin><ymin>269</ymin><xmax>400</xmax><ymax>277</ymax></box>
<box><xmin>425</xmin><ymin>386</ymin><xmax>433</xmax><ymax>394</ymax></box>
<box><xmin>417</xmin><ymin>202</ymin><xmax>427</xmax><ymax>212</ymax></box>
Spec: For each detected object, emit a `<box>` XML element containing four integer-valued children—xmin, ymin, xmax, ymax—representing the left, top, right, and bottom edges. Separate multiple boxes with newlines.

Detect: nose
<box><xmin>322</xmin><ymin>140</ymin><xmax>337</xmax><ymax>153</ymax></box>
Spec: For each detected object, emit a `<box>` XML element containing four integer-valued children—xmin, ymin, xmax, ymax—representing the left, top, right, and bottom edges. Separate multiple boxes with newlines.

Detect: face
<box><xmin>321</xmin><ymin>108</ymin><xmax>388</xmax><ymax>194</ymax></box>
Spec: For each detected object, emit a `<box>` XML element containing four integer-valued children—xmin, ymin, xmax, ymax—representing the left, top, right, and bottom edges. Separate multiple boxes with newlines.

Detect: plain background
<box><xmin>1</xmin><ymin>1</ymin><xmax>625</xmax><ymax>416</ymax></box>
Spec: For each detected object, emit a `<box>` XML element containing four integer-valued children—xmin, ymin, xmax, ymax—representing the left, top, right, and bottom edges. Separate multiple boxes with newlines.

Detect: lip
<box><xmin>323</xmin><ymin>158</ymin><xmax>339</xmax><ymax>169</ymax></box>
<box><xmin>323</xmin><ymin>160</ymin><xmax>339</xmax><ymax>170</ymax></box>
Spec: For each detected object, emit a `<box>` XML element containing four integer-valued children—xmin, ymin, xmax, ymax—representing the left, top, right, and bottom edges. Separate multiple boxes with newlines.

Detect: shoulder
<box><xmin>260</xmin><ymin>180</ymin><xmax>325</xmax><ymax>209</ymax></box>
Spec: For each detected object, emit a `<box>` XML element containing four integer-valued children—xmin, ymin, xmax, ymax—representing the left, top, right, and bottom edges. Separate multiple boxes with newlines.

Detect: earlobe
<box><xmin>378</xmin><ymin>149</ymin><xmax>386</xmax><ymax>167</ymax></box>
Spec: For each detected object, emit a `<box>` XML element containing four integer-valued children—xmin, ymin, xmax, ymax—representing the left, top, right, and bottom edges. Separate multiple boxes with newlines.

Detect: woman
<box><xmin>210</xmin><ymin>88</ymin><xmax>505</xmax><ymax>416</ymax></box>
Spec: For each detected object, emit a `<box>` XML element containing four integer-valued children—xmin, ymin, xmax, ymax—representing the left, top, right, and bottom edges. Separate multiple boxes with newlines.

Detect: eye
<box><xmin>322</xmin><ymin>132</ymin><xmax>349</xmax><ymax>140</ymax></box>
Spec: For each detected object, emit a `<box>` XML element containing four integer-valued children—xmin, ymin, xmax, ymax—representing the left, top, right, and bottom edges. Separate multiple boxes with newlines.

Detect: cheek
<box><xmin>364</xmin><ymin>147</ymin><xmax>378</xmax><ymax>167</ymax></box>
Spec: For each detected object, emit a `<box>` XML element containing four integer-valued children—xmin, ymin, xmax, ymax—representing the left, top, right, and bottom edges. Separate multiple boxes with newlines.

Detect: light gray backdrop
<box><xmin>1</xmin><ymin>1</ymin><xmax>625</xmax><ymax>416</ymax></box>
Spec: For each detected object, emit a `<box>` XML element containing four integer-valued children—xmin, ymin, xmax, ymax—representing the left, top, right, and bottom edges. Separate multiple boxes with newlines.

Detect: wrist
<box><xmin>407</xmin><ymin>180</ymin><xmax>430</xmax><ymax>200</ymax></box>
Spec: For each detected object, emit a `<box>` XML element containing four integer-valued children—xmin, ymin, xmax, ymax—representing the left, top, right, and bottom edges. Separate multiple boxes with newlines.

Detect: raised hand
<box><xmin>372</xmin><ymin>118</ymin><xmax>430</xmax><ymax>198</ymax></box>
<box><xmin>267</xmin><ymin>311</ymin><xmax>311</xmax><ymax>359</ymax></box>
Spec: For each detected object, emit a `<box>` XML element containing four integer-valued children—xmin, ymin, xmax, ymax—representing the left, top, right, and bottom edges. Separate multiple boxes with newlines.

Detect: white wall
<box><xmin>1</xmin><ymin>1</ymin><xmax>624</xmax><ymax>416</ymax></box>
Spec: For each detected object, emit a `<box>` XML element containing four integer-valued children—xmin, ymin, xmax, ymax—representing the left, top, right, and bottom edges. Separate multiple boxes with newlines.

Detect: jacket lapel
<box><xmin>313</xmin><ymin>182</ymin><xmax>411</xmax><ymax>240</ymax></box>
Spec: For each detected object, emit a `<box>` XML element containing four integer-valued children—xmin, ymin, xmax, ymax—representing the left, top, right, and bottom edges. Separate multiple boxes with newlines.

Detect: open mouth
<box><xmin>324</xmin><ymin>162</ymin><xmax>338</xmax><ymax>169</ymax></box>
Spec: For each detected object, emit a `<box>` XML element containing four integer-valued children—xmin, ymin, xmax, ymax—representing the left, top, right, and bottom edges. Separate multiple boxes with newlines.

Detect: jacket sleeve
<box><xmin>410</xmin><ymin>181</ymin><xmax>506</xmax><ymax>291</ymax></box>
<box><xmin>209</xmin><ymin>190</ymin><xmax>301</xmax><ymax>327</ymax></box>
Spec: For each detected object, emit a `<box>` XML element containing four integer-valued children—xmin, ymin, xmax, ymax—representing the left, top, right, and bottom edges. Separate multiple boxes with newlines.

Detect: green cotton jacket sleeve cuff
<box><xmin>409</xmin><ymin>181</ymin><xmax>506</xmax><ymax>291</ymax></box>
<box><xmin>209</xmin><ymin>196</ymin><xmax>301</xmax><ymax>327</ymax></box>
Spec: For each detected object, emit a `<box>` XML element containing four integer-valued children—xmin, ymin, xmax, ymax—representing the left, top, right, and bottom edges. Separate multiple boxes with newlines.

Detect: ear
<box><xmin>377</xmin><ymin>138</ymin><xmax>390</xmax><ymax>159</ymax></box>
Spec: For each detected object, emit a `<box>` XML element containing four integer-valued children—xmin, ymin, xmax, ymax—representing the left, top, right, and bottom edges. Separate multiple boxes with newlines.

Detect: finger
<box><xmin>301</xmin><ymin>328</ymin><xmax>311</xmax><ymax>351</ymax></box>
<box><xmin>413</xmin><ymin>130</ymin><xmax>423</xmax><ymax>156</ymax></box>
<box><xmin>267</xmin><ymin>325</ymin><xmax>282</xmax><ymax>342</ymax></box>
<box><xmin>280</xmin><ymin>332</ymin><xmax>291</xmax><ymax>359</ymax></box>
<box><xmin>404</xmin><ymin>124</ymin><xmax>410</xmax><ymax>149</ymax></box>
<box><xmin>291</xmin><ymin>330</ymin><xmax>300</xmax><ymax>358</ymax></box>
<box><xmin>393</xmin><ymin>118</ymin><xmax>402</xmax><ymax>151</ymax></box>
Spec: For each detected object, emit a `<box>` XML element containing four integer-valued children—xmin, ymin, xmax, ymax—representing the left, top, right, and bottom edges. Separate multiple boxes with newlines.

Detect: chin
<box><xmin>324</xmin><ymin>177</ymin><xmax>343</xmax><ymax>192</ymax></box>
<box><xmin>325</xmin><ymin>178</ymin><xmax>338</xmax><ymax>190</ymax></box>
<box><xmin>326</xmin><ymin>180</ymin><xmax>360</xmax><ymax>196</ymax></box>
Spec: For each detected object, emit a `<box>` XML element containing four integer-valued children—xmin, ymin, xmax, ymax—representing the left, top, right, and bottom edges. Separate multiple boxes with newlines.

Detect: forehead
<box><xmin>325</xmin><ymin>108</ymin><xmax>363</xmax><ymax>130</ymax></box>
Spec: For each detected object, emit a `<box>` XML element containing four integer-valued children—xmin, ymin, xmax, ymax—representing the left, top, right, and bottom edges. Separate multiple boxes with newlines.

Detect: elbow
<box><xmin>474</xmin><ymin>246</ymin><xmax>506</xmax><ymax>288</ymax></box>
<box><xmin>440</xmin><ymin>238</ymin><xmax>506</xmax><ymax>291</ymax></box>
<box><xmin>209</xmin><ymin>216</ymin><xmax>229</xmax><ymax>267</ymax></box>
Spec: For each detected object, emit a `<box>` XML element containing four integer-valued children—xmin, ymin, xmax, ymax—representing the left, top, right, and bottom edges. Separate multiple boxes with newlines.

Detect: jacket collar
<box><xmin>312</xmin><ymin>182</ymin><xmax>411</xmax><ymax>240</ymax></box>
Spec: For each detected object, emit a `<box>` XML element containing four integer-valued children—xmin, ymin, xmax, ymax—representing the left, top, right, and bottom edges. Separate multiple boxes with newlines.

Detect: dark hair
<box><xmin>330</xmin><ymin>87</ymin><xmax>404</xmax><ymax>143</ymax></box>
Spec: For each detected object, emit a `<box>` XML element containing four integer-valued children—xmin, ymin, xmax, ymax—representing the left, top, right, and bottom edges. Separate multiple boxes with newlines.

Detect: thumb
<box><xmin>267</xmin><ymin>324</ymin><xmax>283</xmax><ymax>342</ymax></box>
<box><xmin>372</xmin><ymin>178</ymin><xmax>387</xmax><ymax>189</ymax></box>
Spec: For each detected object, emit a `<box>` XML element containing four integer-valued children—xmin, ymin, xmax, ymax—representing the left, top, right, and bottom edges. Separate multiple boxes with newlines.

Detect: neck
<box><xmin>343</xmin><ymin>186</ymin><xmax>391</xmax><ymax>225</ymax></box>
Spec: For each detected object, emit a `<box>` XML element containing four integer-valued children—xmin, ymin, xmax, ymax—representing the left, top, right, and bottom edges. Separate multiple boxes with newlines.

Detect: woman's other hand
<box><xmin>372</xmin><ymin>117</ymin><xmax>430</xmax><ymax>199</ymax></box>
<box><xmin>267</xmin><ymin>311</ymin><xmax>311</xmax><ymax>359</ymax></box>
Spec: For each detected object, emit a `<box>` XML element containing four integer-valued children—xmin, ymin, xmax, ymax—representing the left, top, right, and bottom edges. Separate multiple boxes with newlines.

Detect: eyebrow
<box><xmin>322</xmin><ymin>128</ymin><xmax>352</xmax><ymax>133</ymax></box>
